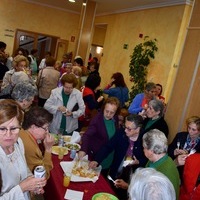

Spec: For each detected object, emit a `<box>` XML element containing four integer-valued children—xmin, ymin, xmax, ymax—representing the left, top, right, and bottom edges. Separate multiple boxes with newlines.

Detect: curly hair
<box><xmin>12</xmin><ymin>55</ymin><xmax>29</xmax><ymax>69</ymax></box>
<box><xmin>11</xmin><ymin>82</ymin><xmax>37</xmax><ymax>102</ymax></box>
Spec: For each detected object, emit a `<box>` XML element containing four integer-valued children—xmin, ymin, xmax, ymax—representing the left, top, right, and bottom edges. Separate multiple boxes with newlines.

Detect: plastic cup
<box><xmin>58</xmin><ymin>147</ymin><xmax>64</xmax><ymax>160</ymax></box>
<box><xmin>63</xmin><ymin>172</ymin><xmax>71</xmax><ymax>187</ymax></box>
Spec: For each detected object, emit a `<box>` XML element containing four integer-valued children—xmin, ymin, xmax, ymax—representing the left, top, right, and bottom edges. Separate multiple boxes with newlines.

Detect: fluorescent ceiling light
<box><xmin>69</xmin><ymin>0</ymin><xmax>75</xmax><ymax>3</ymax></box>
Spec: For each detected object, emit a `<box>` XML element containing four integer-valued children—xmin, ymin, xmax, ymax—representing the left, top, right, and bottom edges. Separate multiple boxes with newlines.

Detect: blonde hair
<box><xmin>12</xmin><ymin>55</ymin><xmax>29</xmax><ymax>69</ymax></box>
<box><xmin>72</xmin><ymin>66</ymin><xmax>82</xmax><ymax>76</ymax></box>
<box><xmin>186</xmin><ymin>116</ymin><xmax>200</xmax><ymax>131</ymax></box>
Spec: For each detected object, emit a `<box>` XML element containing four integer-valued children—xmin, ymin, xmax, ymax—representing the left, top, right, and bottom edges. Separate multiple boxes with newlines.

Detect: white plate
<box><xmin>60</xmin><ymin>161</ymin><xmax>101</xmax><ymax>183</ymax></box>
<box><xmin>63</xmin><ymin>135</ymin><xmax>71</xmax><ymax>143</ymax></box>
<box><xmin>52</xmin><ymin>146</ymin><xmax>68</xmax><ymax>155</ymax></box>
<box><xmin>65</xmin><ymin>143</ymin><xmax>81</xmax><ymax>151</ymax></box>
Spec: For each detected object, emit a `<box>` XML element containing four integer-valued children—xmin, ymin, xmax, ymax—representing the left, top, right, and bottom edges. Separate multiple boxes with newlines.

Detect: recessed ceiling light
<box><xmin>83</xmin><ymin>0</ymin><xmax>86</xmax><ymax>6</ymax></box>
<box><xmin>69</xmin><ymin>0</ymin><xmax>75</xmax><ymax>3</ymax></box>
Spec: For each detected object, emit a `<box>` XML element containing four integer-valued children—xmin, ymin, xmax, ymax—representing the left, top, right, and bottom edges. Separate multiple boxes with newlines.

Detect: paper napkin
<box><xmin>64</xmin><ymin>189</ymin><xmax>84</xmax><ymax>200</ymax></box>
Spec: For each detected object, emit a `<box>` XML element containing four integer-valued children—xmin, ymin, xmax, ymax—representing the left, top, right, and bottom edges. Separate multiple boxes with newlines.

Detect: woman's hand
<box><xmin>174</xmin><ymin>148</ymin><xmax>187</xmax><ymax>156</ymax></box>
<box><xmin>44</xmin><ymin>133</ymin><xmax>54</xmax><ymax>153</ymax></box>
<box><xmin>19</xmin><ymin>176</ymin><xmax>46</xmax><ymax>193</ymax></box>
<box><xmin>89</xmin><ymin>161</ymin><xmax>98</xmax><ymax>169</ymax></box>
<box><xmin>132</xmin><ymin>156</ymin><xmax>139</xmax><ymax>165</ymax></box>
<box><xmin>97</xmin><ymin>96</ymin><xmax>104</xmax><ymax>102</ymax></box>
<box><xmin>78</xmin><ymin>151</ymin><xmax>86</xmax><ymax>159</ymax></box>
<box><xmin>174</xmin><ymin>154</ymin><xmax>187</xmax><ymax>166</ymax></box>
<box><xmin>114</xmin><ymin>179</ymin><xmax>129</xmax><ymax>189</ymax></box>
<box><xmin>58</xmin><ymin>106</ymin><xmax>67</xmax><ymax>113</ymax></box>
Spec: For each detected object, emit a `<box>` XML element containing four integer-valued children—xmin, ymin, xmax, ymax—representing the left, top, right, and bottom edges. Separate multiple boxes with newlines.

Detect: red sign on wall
<box><xmin>71</xmin><ymin>36</ymin><xmax>75</xmax><ymax>42</ymax></box>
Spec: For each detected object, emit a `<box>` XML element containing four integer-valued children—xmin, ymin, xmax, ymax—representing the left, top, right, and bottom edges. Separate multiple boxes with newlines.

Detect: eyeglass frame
<box><xmin>0</xmin><ymin>127</ymin><xmax>21</xmax><ymax>135</ymax></box>
<box><xmin>123</xmin><ymin>125</ymin><xmax>138</xmax><ymax>132</ymax></box>
<box><xmin>35</xmin><ymin>124</ymin><xmax>49</xmax><ymax>132</ymax></box>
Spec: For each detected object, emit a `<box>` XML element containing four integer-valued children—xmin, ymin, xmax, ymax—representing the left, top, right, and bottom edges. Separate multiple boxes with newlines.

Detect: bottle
<box><xmin>58</xmin><ymin>136</ymin><xmax>64</xmax><ymax>147</ymax></box>
<box><xmin>70</xmin><ymin>148</ymin><xmax>76</xmax><ymax>159</ymax></box>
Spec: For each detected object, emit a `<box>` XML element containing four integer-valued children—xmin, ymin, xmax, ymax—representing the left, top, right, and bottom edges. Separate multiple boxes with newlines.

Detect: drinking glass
<box><xmin>63</xmin><ymin>172</ymin><xmax>71</xmax><ymax>187</ymax></box>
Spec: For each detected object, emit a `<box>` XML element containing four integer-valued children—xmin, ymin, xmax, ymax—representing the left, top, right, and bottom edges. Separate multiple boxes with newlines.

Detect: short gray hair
<box><xmin>142</xmin><ymin>129</ymin><xmax>168</xmax><ymax>154</ymax></box>
<box><xmin>11</xmin><ymin>82</ymin><xmax>37</xmax><ymax>102</ymax></box>
<box><xmin>148</xmin><ymin>99</ymin><xmax>164</xmax><ymax>117</ymax></box>
<box><xmin>128</xmin><ymin>168</ymin><xmax>176</xmax><ymax>200</ymax></box>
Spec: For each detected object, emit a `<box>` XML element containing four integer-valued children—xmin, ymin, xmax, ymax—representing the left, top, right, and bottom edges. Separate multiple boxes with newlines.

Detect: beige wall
<box><xmin>92</xmin><ymin>26</ymin><xmax>107</xmax><ymax>46</ymax></box>
<box><xmin>165</xmin><ymin>0</ymin><xmax>200</xmax><ymax>143</ymax></box>
<box><xmin>94</xmin><ymin>5</ymin><xmax>191</xmax><ymax>102</ymax></box>
<box><xmin>0</xmin><ymin>0</ymin><xmax>80</xmax><ymax>56</ymax></box>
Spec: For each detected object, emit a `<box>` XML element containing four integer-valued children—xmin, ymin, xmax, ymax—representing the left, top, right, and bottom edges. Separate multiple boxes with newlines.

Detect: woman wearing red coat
<box><xmin>179</xmin><ymin>153</ymin><xmax>200</xmax><ymax>200</ymax></box>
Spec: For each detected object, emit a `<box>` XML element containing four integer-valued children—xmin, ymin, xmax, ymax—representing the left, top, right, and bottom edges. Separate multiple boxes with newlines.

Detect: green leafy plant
<box><xmin>129</xmin><ymin>36</ymin><xmax>158</xmax><ymax>101</ymax></box>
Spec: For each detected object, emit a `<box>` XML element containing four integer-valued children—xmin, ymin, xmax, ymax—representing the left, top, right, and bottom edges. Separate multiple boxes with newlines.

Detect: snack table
<box><xmin>44</xmin><ymin>154</ymin><xmax>116</xmax><ymax>200</ymax></box>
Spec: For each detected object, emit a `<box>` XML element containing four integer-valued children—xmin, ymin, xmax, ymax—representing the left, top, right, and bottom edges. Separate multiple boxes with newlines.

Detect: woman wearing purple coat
<box><xmin>78</xmin><ymin>97</ymin><xmax>120</xmax><ymax>174</ymax></box>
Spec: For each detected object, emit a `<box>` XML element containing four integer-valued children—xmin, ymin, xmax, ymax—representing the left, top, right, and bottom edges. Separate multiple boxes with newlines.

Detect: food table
<box><xmin>44</xmin><ymin>153</ymin><xmax>116</xmax><ymax>200</ymax></box>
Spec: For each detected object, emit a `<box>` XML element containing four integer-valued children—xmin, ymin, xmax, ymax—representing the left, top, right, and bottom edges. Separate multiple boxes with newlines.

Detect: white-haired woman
<box><xmin>143</xmin><ymin>129</ymin><xmax>180</xmax><ymax>199</ymax></box>
<box><xmin>128</xmin><ymin>168</ymin><xmax>176</xmax><ymax>200</ymax></box>
<box><xmin>142</xmin><ymin>98</ymin><xmax>169</xmax><ymax>137</ymax></box>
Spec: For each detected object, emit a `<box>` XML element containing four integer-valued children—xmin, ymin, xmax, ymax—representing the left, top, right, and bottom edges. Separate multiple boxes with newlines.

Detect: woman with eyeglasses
<box><xmin>19</xmin><ymin>106</ymin><xmax>54</xmax><ymax>179</ymax></box>
<box><xmin>89</xmin><ymin>114</ymin><xmax>147</xmax><ymax>200</ymax></box>
<box><xmin>0</xmin><ymin>99</ymin><xmax>46</xmax><ymax>200</ymax></box>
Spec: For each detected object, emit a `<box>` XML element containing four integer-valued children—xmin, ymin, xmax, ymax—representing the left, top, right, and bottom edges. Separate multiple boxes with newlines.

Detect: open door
<box><xmin>55</xmin><ymin>39</ymin><xmax>69</xmax><ymax>61</ymax></box>
<box><xmin>13</xmin><ymin>29</ymin><xmax>60</xmax><ymax>62</ymax></box>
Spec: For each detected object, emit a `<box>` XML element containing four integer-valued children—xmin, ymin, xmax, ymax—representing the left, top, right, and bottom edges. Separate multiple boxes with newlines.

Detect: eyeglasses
<box><xmin>35</xmin><ymin>125</ymin><xmax>49</xmax><ymax>132</ymax></box>
<box><xmin>123</xmin><ymin>125</ymin><xmax>137</xmax><ymax>132</ymax></box>
<box><xmin>0</xmin><ymin>127</ymin><xmax>21</xmax><ymax>135</ymax></box>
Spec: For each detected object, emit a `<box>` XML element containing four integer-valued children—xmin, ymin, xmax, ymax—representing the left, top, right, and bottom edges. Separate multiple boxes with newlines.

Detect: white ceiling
<box><xmin>23</xmin><ymin>0</ymin><xmax>191</xmax><ymax>15</ymax></box>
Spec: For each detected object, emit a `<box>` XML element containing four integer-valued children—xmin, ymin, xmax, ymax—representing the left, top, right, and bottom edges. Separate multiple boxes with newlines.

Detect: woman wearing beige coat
<box><xmin>37</xmin><ymin>57</ymin><xmax>60</xmax><ymax>107</ymax></box>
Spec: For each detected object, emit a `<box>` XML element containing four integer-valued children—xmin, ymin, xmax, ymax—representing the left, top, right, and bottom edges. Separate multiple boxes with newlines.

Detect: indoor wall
<box><xmin>0</xmin><ymin>0</ymin><xmax>80</xmax><ymax>57</ymax></box>
<box><xmin>94</xmin><ymin>5</ymin><xmax>192</xmax><ymax>102</ymax></box>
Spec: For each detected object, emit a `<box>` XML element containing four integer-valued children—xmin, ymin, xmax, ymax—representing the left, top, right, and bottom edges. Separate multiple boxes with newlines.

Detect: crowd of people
<box><xmin>0</xmin><ymin>40</ymin><xmax>199</xmax><ymax>200</ymax></box>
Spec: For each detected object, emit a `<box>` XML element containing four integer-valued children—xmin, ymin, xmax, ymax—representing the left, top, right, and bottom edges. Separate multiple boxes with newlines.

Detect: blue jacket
<box><xmin>128</xmin><ymin>93</ymin><xmax>144</xmax><ymax>114</ymax></box>
<box><xmin>103</xmin><ymin>87</ymin><xmax>129</xmax><ymax>107</ymax></box>
<box><xmin>94</xmin><ymin>127</ymin><xmax>148</xmax><ymax>179</ymax></box>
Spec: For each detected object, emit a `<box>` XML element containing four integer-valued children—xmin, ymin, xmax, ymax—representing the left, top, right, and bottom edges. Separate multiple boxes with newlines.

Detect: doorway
<box><xmin>13</xmin><ymin>29</ymin><xmax>69</xmax><ymax>62</ymax></box>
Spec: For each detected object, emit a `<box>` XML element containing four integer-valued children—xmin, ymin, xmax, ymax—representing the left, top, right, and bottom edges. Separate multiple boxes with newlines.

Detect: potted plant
<box><xmin>129</xmin><ymin>36</ymin><xmax>158</xmax><ymax>101</ymax></box>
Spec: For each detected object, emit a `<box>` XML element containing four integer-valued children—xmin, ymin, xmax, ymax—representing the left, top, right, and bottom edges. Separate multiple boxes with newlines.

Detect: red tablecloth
<box><xmin>44</xmin><ymin>154</ymin><xmax>116</xmax><ymax>200</ymax></box>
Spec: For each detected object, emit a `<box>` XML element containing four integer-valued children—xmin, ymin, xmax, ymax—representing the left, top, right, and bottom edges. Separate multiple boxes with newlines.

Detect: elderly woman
<box><xmin>0</xmin><ymin>55</ymin><xmax>34</xmax><ymax>97</ymax></box>
<box><xmin>0</xmin><ymin>99</ymin><xmax>46</xmax><ymax>199</ymax></box>
<box><xmin>44</xmin><ymin>73</ymin><xmax>85</xmax><ymax>135</ymax></box>
<box><xmin>168</xmin><ymin>116</ymin><xmax>200</xmax><ymax>180</ymax></box>
<box><xmin>78</xmin><ymin>97</ymin><xmax>120</xmax><ymax>174</ymax></box>
<box><xmin>19</xmin><ymin>106</ymin><xmax>54</xmax><ymax>179</ymax></box>
<box><xmin>89</xmin><ymin>114</ymin><xmax>147</xmax><ymax>200</ymax></box>
<box><xmin>11</xmin><ymin>82</ymin><xmax>37</xmax><ymax>111</ymax></box>
<box><xmin>128</xmin><ymin>168</ymin><xmax>176</xmax><ymax>200</ymax></box>
<box><xmin>142</xmin><ymin>98</ymin><xmax>169</xmax><ymax>137</ymax></box>
<box><xmin>143</xmin><ymin>129</ymin><xmax>180</xmax><ymax>199</ymax></box>
<box><xmin>128</xmin><ymin>82</ymin><xmax>156</xmax><ymax>114</ymax></box>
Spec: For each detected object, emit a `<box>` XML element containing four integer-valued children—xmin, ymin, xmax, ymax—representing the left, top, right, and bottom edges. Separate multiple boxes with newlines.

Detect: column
<box><xmin>75</xmin><ymin>0</ymin><xmax>97</xmax><ymax>65</ymax></box>
<box><xmin>165</xmin><ymin>0</ymin><xmax>200</xmax><ymax>143</ymax></box>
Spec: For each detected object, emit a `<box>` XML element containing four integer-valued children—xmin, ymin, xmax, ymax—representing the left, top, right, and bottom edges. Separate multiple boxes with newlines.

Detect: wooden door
<box><xmin>55</xmin><ymin>39</ymin><xmax>69</xmax><ymax>61</ymax></box>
